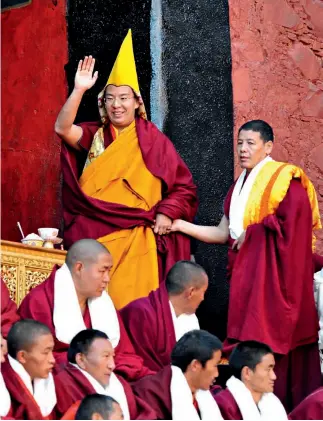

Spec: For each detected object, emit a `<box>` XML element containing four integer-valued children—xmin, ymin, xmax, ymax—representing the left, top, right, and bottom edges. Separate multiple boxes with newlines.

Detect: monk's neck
<box><xmin>184</xmin><ymin>372</ymin><xmax>197</xmax><ymax>397</ymax></box>
<box><xmin>75</xmin><ymin>291</ymin><xmax>88</xmax><ymax>315</ymax></box>
<box><xmin>169</xmin><ymin>295</ymin><xmax>186</xmax><ymax>317</ymax></box>
<box><xmin>247</xmin><ymin>386</ymin><xmax>263</xmax><ymax>405</ymax></box>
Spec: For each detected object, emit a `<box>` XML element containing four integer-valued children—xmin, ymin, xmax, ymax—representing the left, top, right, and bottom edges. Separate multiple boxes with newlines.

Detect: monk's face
<box><xmin>237</xmin><ymin>130</ymin><xmax>273</xmax><ymax>171</ymax></box>
<box><xmin>78</xmin><ymin>338</ymin><xmax>115</xmax><ymax>388</ymax></box>
<box><xmin>105</xmin><ymin>85</ymin><xmax>139</xmax><ymax>129</ymax></box>
<box><xmin>18</xmin><ymin>333</ymin><xmax>55</xmax><ymax>380</ymax></box>
<box><xmin>185</xmin><ymin>275</ymin><xmax>208</xmax><ymax>314</ymax></box>
<box><xmin>243</xmin><ymin>353</ymin><xmax>276</xmax><ymax>394</ymax></box>
<box><xmin>0</xmin><ymin>334</ymin><xmax>7</xmax><ymax>363</ymax></box>
<box><xmin>77</xmin><ymin>252</ymin><xmax>113</xmax><ymax>298</ymax></box>
<box><xmin>193</xmin><ymin>349</ymin><xmax>222</xmax><ymax>390</ymax></box>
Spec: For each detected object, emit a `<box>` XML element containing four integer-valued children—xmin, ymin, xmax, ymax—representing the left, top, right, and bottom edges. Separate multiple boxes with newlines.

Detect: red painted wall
<box><xmin>1</xmin><ymin>0</ymin><xmax>67</xmax><ymax>242</ymax></box>
<box><xmin>229</xmin><ymin>0</ymin><xmax>323</xmax><ymax>254</ymax></box>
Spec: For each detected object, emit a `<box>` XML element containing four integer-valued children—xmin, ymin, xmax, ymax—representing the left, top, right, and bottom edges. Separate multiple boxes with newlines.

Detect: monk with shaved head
<box><xmin>19</xmin><ymin>239</ymin><xmax>153</xmax><ymax>381</ymax></box>
<box><xmin>1</xmin><ymin>320</ymin><xmax>57</xmax><ymax>420</ymax></box>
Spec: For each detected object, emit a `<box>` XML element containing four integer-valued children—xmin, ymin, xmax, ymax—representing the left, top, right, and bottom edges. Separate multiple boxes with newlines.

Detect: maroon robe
<box><xmin>133</xmin><ymin>366</ymin><xmax>172</xmax><ymax>420</ymax></box>
<box><xmin>1</xmin><ymin>279</ymin><xmax>20</xmax><ymax>338</ymax></box>
<box><xmin>213</xmin><ymin>388</ymin><xmax>242</xmax><ymax>420</ymax></box>
<box><xmin>120</xmin><ymin>284</ymin><xmax>176</xmax><ymax>371</ymax></box>
<box><xmin>18</xmin><ymin>265</ymin><xmax>154</xmax><ymax>380</ymax></box>
<box><xmin>1</xmin><ymin>358</ymin><xmax>57</xmax><ymax>420</ymax></box>
<box><xmin>289</xmin><ymin>387</ymin><xmax>323</xmax><ymax>420</ymax></box>
<box><xmin>223</xmin><ymin>179</ymin><xmax>321</xmax><ymax>410</ymax></box>
<box><xmin>54</xmin><ymin>363</ymin><xmax>156</xmax><ymax>420</ymax></box>
<box><xmin>61</xmin><ymin>118</ymin><xmax>198</xmax><ymax>281</ymax></box>
<box><xmin>133</xmin><ymin>365</ymin><xmax>221</xmax><ymax>420</ymax></box>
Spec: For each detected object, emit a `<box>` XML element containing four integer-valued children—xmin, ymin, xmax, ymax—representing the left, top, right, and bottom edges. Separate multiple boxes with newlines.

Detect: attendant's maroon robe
<box><xmin>289</xmin><ymin>387</ymin><xmax>323</xmax><ymax>420</ymax></box>
<box><xmin>61</xmin><ymin>118</ymin><xmax>198</xmax><ymax>281</ymax></box>
<box><xmin>18</xmin><ymin>266</ymin><xmax>153</xmax><ymax>380</ymax></box>
<box><xmin>120</xmin><ymin>284</ymin><xmax>176</xmax><ymax>371</ymax></box>
<box><xmin>54</xmin><ymin>363</ymin><xmax>156</xmax><ymax>420</ymax></box>
<box><xmin>223</xmin><ymin>179</ymin><xmax>321</xmax><ymax>410</ymax></box>
<box><xmin>213</xmin><ymin>389</ymin><xmax>242</xmax><ymax>420</ymax></box>
<box><xmin>1</xmin><ymin>279</ymin><xmax>20</xmax><ymax>338</ymax></box>
<box><xmin>1</xmin><ymin>358</ymin><xmax>56</xmax><ymax>420</ymax></box>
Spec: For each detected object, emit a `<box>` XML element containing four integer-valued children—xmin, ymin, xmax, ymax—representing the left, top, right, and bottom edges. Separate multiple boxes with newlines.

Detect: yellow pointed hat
<box><xmin>98</xmin><ymin>29</ymin><xmax>147</xmax><ymax>123</ymax></box>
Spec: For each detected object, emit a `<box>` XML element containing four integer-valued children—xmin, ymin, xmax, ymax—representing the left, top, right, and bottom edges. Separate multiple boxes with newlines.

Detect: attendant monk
<box><xmin>214</xmin><ymin>341</ymin><xmax>287</xmax><ymax>420</ymax></box>
<box><xmin>171</xmin><ymin>120</ymin><xmax>322</xmax><ymax>410</ymax></box>
<box><xmin>75</xmin><ymin>395</ymin><xmax>124</xmax><ymax>420</ymax></box>
<box><xmin>18</xmin><ymin>239</ymin><xmax>152</xmax><ymax>380</ymax></box>
<box><xmin>54</xmin><ymin>29</ymin><xmax>197</xmax><ymax>309</ymax></box>
<box><xmin>55</xmin><ymin>329</ymin><xmax>156</xmax><ymax>420</ymax></box>
<box><xmin>1</xmin><ymin>319</ymin><xmax>57</xmax><ymax>420</ymax></box>
<box><xmin>1</xmin><ymin>279</ymin><xmax>20</xmax><ymax>338</ymax></box>
<box><xmin>133</xmin><ymin>330</ymin><xmax>223</xmax><ymax>420</ymax></box>
<box><xmin>0</xmin><ymin>333</ymin><xmax>12</xmax><ymax>420</ymax></box>
<box><xmin>289</xmin><ymin>387</ymin><xmax>323</xmax><ymax>420</ymax></box>
<box><xmin>121</xmin><ymin>260</ymin><xmax>208</xmax><ymax>371</ymax></box>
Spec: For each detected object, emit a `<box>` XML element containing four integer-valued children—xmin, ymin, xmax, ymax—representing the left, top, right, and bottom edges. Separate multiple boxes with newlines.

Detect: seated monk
<box><xmin>0</xmin><ymin>333</ymin><xmax>12</xmax><ymax>420</ymax></box>
<box><xmin>289</xmin><ymin>387</ymin><xmax>323</xmax><ymax>420</ymax></box>
<box><xmin>121</xmin><ymin>260</ymin><xmax>208</xmax><ymax>371</ymax></box>
<box><xmin>54</xmin><ymin>29</ymin><xmax>197</xmax><ymax>310</ymax></box>
<box><xmin>133</xmin><ymin>330</ymin><xmax>223</xmax><ymax>420</ymax></box>
<box><xmin>55</xmin><ymin>329</ymin><xmax>156</xmax><ymax>420</ymax></box>
<box><xmin>18</xmin><ymin>239</ymin><xmax>152</xmax><ymax>380</ymax></box>
<box><xmin>1</xmin><ymin>320</ymin><xmax>57</xmax><ymax>420</ymax></box>
<box><xmin>214</xmin><ymin>341</ymin><xmax>287</xmax><ymax>420</ymax></box>
<box><xmin>75</xmin><ymin>394</ymin><xmax>124</xmax><ymax>420</ymax></box>
<box><xmin>1</xmin><ymin>279</ymin><xmax>20</xmax><ymax>338</ymax></box>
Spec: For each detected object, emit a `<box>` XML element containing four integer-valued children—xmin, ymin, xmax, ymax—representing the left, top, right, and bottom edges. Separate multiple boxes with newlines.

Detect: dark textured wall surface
<box><xmin>161</xmin><ymin>0</ymin><xmax>234</xmax><ymax>339</ymax></box>
<box><xmin>67</xmin><ymin>0</ymin><xmax>233</xmax><ymax>340</ymax></box>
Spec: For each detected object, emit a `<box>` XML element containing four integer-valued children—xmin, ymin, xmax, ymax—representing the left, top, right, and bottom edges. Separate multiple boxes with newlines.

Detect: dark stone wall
<box><xmin>161</xmin><ymin>0</ymin><xmax>234</xmax><ymax>339</ymax></box>
<box><xmin>67</xmin><ymin>0</ymin><xmax>233</xmax><ymax>340</ymax></box>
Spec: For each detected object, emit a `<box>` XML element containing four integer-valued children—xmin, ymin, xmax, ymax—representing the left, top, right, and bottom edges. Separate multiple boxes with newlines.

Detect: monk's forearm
<box><xmin>175</xmin><ymin>220</ymin><xmax>228</xmax><ymax>244</ymax></box>
<box><xmin>54</xmin><ymin>88</ymin><xmax>85</xmax><ymax>136</ymax></box>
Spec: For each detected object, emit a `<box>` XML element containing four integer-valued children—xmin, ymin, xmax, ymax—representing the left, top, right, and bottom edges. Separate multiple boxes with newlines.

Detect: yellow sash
<box><xmin>79</xmin><ymin>121</ymin><xmax>162</xmax><ymax>309</ymax></box>
<box><xmin>243</xmin><ymin>161</ymin><xmax>321</xmax><ymax>249</ymax></box>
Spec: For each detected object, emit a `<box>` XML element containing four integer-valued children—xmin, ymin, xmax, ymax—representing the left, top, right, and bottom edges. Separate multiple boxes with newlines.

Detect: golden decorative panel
<box><xmin>1</xmin><ymin>240</ymin><xmax>66</xmax><ymax>305</ymax></box>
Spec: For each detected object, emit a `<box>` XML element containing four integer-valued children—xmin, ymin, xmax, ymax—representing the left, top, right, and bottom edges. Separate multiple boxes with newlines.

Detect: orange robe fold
<box><xmin>80</xmin><ymin>122</ymin><xmax>161</xmax><ymax>308</ymax></box>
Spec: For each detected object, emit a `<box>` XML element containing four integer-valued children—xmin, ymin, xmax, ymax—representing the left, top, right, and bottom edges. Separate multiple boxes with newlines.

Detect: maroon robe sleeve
<box><xmin>1</xmin><ymin>279</ymin><xmax>20</xmax><ymax>338</ymax></box>
<box><xmin>76</xmin><ymin>121</ymin><xmax>100</xmax><ymax>151</ymax></box>
<box><xmin>227</xmin><ymin>180</ymin><xmax>319</xmax><ymax>354</ymax></box>
<box><xmin>313</xmin><ymin>253</ymin><xmax>323</xmax><ymax>273</ymax></box>
<box><xmin>133</xmin><ymin>367</ymin><xmax>172</xmax><ymax>420</ymax></box>
<box><xmin>117</xmin><ymin>375</ymin><xmax>157</xmax><ymax>420</ymax></box>
<box><xmin>114</xmin><ymin>312</ymin><xmax>155</xmax><ymax>381</ymax></box>
<box><xmin>288</xmin><ymin>387</ymin><xmax>323</xmax><ymax>420</ymax></box>
<box><xmin>213</xmin><ymin>389</ymin><xmax>243</xmax><ymax>420</ymax></box>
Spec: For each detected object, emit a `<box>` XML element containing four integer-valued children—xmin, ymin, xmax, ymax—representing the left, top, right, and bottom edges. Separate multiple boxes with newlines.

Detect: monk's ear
<box><xmin>74</xmin><ymin>261</ymin><xmax>84</xmax><ymax>276</ymax></box>
<box><xmin>241</xmin><ymin>365</ymin><xmax>252</xmax><ymax>382</ymax></box>
<box><xmin>92</xmin><ymin>413</ymin><xmax>103</xmax><ymax>420</ymax></box>
<box><xmin>264</xmin><ymin>140</ymin><xmax>273</xmax><ymax>155</ymax></box>
<box><xmin>185</xmin><ymin>286</ymin><xmax>195</xmax><ymax>299</ymax></box>
<box><xmin>190</xmin><ymin>359</ymin><xmax>202</xmax><ymax>372</ymax></box>
<box><xmin>75</xmin><ymin>352</ymin><xmax>87</xmax><ymax>370</ymax></box>
<box><xmin>16</xmin><ymin>350</ymin><xmax>27</xmax><ymax>365</ymax></box>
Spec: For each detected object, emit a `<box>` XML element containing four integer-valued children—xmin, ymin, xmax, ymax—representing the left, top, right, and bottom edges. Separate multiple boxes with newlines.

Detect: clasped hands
<box><xmin>152</xmin><ymin>213</ymin><xmax>173</xmax><ymax>236</ymax></box>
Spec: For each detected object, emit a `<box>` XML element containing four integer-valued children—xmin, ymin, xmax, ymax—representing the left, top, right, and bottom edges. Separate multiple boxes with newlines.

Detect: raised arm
<box><xmin>54</xmin><ymin>56</ymin><xmax>98</xmax><ymax>150</ymax></box>
<box><xmin>171</xmin><ymin>214</ymin><xmax>229</xmax><ymax>244</ymax></box>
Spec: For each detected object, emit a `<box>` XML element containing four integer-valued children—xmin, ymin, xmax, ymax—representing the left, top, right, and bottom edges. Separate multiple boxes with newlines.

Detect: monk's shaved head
<box><xmin>66</xmin><ymin>239</ymin><xmax>110</xmax><ymax>270</ymax></box>
<box><xmin>7</xmin><ymin>319</ymin><xmax>52</xmax><ymax>358</ymax></box>
<box><xmin>166</xmin><ymin>260</ymin><xmax>208</xmax><ymax>296</ymax></box>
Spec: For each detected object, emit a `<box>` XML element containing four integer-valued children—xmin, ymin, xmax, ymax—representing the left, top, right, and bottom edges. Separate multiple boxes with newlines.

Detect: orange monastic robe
<box><xmin>79</xmin><ymin>121</ymin><xmax>161</xmax><ymax>309</ymax></box>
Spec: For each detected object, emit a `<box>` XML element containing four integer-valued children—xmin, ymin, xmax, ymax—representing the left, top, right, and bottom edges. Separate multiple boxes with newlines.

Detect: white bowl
<box><xmin>38</xmin><ymin>228</ymin><xmax>59</xmax><ymax>240</ymax></box>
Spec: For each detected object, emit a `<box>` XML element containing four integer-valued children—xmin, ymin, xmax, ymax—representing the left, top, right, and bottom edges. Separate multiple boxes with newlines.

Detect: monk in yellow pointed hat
<box><xmin>55</xmin><ymin>29</ymin><xmax>197</xmax><ymax>312</ymax></box>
